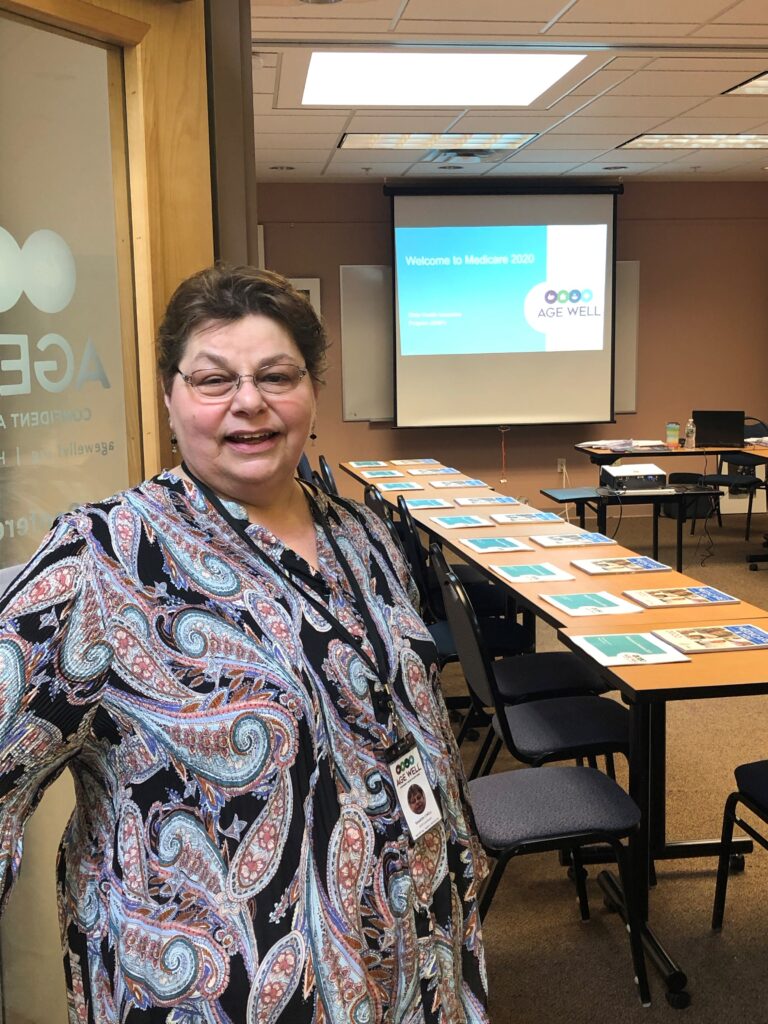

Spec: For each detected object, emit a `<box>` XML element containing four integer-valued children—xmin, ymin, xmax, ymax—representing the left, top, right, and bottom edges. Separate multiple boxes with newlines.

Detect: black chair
<box><xmin>432</xmin><ymin>553</ymin><xmax>629</xmax><ymax>780</ymax></box>
<box><xmin>363</xmin><ymin>485</ymin><xmax>410</xmax><ymax>563</ymax></box>
<box><xmin>395</xmin><ymin>496</ymin><xmax>534</xmax><ymax>663</ymax></box>
<box><xmin>297</xmin><ymin>452</ymin><xmax>314</xmax><ymax>484</ymax></box>
<box><xmin>318</xmin><ymin>454</ymin><xmax>339</xmax><ymax>496</ymax></box>
<box><xmin>395</xmin><ymin>494</ymin><xmax>517</xmax><ymax>622</ymax></box>
<box><xmin>661</xmin><ymin>472</ymin><xmax>719</xmax><ymax>535</ymax></box>
<box><xmin>712</xmin><ymin>759</ymin><xmax>768</xmax><ymax>930</ymax></box>
<box><xmin>698</xmin><ymin>416</ymin><xmax>768</xmax><ymax>541</ymax></box>
<box><xmin>469</xmin><ymin>765</ymin><xmax>650</xmax><ymax>1006</ymax></box>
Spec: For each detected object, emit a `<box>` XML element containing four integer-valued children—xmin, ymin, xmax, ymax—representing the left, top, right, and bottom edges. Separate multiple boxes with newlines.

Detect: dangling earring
<box><xmin>309</xmin><ymin>423</ymin><xmax>317</xmax><ymax>446</ymax></box>
<box><xmin>170</xmin><ymin>433</ymin><xmax>178</xmax><ymax>455</ymax></box>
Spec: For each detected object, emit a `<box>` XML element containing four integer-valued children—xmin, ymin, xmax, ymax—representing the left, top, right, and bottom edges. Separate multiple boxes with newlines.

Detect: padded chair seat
<box><xmin>496</xmin><ymin>694</ymin><xmax>628</xmax><ymax>763</ymax></box>
<box><xmin>426</xmin><ymin>619</ymin><xmax>457</xmax><ymax>665</ymax></box>
<box><xmin>469</xmin><ymin>766</ymin><xmax>639</xmax><ymax>850</ymax></box>
<box><xmin>700</xmin><ymin>472</ymin><xmax>759</xmax><ymax>489</ymax></box>
<box><xmin>493</xmin><ymin>650</ymin><xmax>606</xmax><ymax>704</ymax></box>
<box><xmin>734</xmin><ymin>759</ymin><xmax>768</xmax><ymax>806</ymax></box>
<box><xmin>429</xmin><ymin>563</ymin><xmax>509</xmax><ymax>618</ymax></box>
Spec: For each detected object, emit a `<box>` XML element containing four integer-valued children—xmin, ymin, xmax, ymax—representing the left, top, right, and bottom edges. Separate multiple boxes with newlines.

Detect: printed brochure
<box><xmin>569</xmin><ymin>632</ymin><xmax>690</xmax><ymax>666</ymax></box>
<box><xmin>530</xmin><ymin>532</ymin><xmax>615</xmax><ymax>548</ymax></box>
<box><xmin>652</xmin><ymin>624</ymin><xmax>768</xmax><ymax>654</ymax></box>
<box><xmin>377</xmin><ymin>481</ymin><xmax>423</xmax><ymax>492</ymax></box>
<box><xmin>430</xmin><ymin>478</ymin><xmax>487</xmax><ymax>489</ymax></box>
<box><xmin>460</xmin><ymin>536</ymin><xmax>534</xmax><ymax>554</ymax></box>
<box><xmin>360</xmin><ymin>469</ymin><xmax>403</xmax><ymax>479</ymax></box>
<box><xmin>454</xmin><ymin>495</ymin><xmax>520</xmax><ymax>507</ymax></box>
<box><xmin>390</xmin><ymin>458</ymin><xmax>439</xmax><ymax>465</ymax></box>
<box><xmin>408</xmin><ymin>467</ymin><xmax>459</xmax><ymax>475</ymax></box>
<box><xmin>349</xmin><ymin>460</ymin><xmax>387</xmax><ymax>467</ymax></box>
<box><xmin>404</xmin><ymin>498</ymin><xmax>453</xmax><ymax>510</ymax></box>
<box><xmin>571</xmin><ymin>556</ymin><xmax>670</xmax><ymax>575</ymax></box>
<box><xmin>623</xmin><ymin>586</ymin><xmax>739</xmax><ymax>609</ymax></box>
<box><xmin>429</xmin><ymin>515</ymin><xmax>492</xmax><ymax>529</ymax></box>
<box><xmin>490</xmin><ymin>512</ymin><xmax>563</xmax><ymax>525</ymax></box>
<box><xmin>489</xmin><ymin>563</ymin><xmax>575</xmax><ymax>584</ymax></box>
<box><xmin>541</xmin><ymin>592</ymin><xmax>643</xmax><ymax>616</ymax></box>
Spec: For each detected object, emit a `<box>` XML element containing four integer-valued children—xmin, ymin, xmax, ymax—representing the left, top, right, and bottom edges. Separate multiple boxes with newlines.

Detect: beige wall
<box><xmin>259</xmin><ymin>181</ymin><xmax>768</xmax><ymax>506</ymax></box>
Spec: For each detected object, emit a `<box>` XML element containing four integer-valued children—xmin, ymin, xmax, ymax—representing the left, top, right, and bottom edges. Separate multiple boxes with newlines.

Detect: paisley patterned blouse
<box><xmin>0</xmin><ymin>472</ymin><xmax>489</xmax><ymax>1024</ymax></box>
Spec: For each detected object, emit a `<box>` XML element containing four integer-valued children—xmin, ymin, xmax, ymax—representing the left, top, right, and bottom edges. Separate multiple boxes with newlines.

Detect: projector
<box><xmin>599</xmin><ymin>463</ymin><xmax>666</xmax><ymax>491</ymax></box>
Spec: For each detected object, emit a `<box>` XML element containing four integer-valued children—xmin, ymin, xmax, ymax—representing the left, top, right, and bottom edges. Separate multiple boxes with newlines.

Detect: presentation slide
<box><xmin>396</xmin><ymin>223</ymin><xmax>607</xmax><ymax>356</ymax></box>
<box><xmin>392</xmin><ymin>191</ymin><xmax>616</xmax><ymax>428</ymax></box>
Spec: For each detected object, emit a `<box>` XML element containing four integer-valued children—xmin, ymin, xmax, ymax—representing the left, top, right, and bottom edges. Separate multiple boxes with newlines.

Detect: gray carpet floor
<box><xmin>444</xmin><ymin>511</ymin><xmax>768</xmax><ymax>1022</ymax></box>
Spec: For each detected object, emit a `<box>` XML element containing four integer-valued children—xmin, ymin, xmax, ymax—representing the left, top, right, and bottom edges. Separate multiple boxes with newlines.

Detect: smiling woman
<box><xmin>0</xmin><ymin>264</ymin><xmax>491</xmax><ymax>1023</ymax></box>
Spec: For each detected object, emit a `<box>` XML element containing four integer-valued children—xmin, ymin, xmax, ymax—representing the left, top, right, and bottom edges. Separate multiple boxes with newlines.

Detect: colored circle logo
<box><xmin>544</xmin><ymin>286</ymin><xmax>593</xmax><ymax>305</ymax></box>
<box><xmin>0</xmin><ymin>227</ymin><xmax>76</xmax><ymax>313</ymax></box>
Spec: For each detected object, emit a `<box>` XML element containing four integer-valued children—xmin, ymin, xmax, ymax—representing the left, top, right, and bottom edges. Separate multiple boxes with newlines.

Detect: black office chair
<box><xmin>432</xmin><ymin>552</ymin><xmax>629</xmax><ymax>780</ymax></box>
<box><xmin>698</xmin><ymin>416</ymin><xmax>768</xmax><ymax>541</ymax></box>
<box><xmin>469</xmin><ymin>765</ymin><xmax>650</xmax><ymax>1006</ymax></box>
<box><xmin>318</xmin><ymin>454</ymin><xmax>339</xmax><ymax>496</ymax></box>
<box><xmin>661</xmin><ymin>472</ymin><xmax>718</xmax><ymax>535</ymax></box>
<box><xmin>394</xmin><ymin>494</ymin><xmax>516</xmax><ymax>622</ymax></box>
<box><xmin>712</xmin><ymin>759</ymin><xmax>768</xmax><ymax>930</ymax></box>
<box><xmin>428</xmin><ymin>543</ymin><xmax>608</xmax><ymax>744</ymax></box>
<box><xmin>297</xmin><ymin>452</ymin><xmax>314</xmax><ymax>484</ymax></box>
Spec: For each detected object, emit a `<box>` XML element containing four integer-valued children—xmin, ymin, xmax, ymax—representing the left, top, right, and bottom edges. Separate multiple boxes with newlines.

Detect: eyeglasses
<box><xmin>177</xmin><ymin>363</ymin><xmax>308</xmax><ymax>401</ymax></box>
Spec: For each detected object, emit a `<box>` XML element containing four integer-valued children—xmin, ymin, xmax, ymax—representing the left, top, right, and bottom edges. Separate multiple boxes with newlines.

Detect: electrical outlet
<box><xmin>557</xmin><ymin>458</ymin><xmax>566</xmax><ymax>473</ymax></box>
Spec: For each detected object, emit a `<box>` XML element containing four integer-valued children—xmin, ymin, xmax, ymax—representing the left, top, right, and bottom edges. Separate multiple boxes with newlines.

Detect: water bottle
<box><xmin>685</xmin><ymin>417</ymin><xmax>696</xmax><ymax>449</ymax></box>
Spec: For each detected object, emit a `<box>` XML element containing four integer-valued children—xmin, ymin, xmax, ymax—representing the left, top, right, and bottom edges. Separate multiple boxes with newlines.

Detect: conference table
<box><xmin>575</xmin><ymin>441</ymin><xmax>768</xmax><ymax>467</ymax></box>
<box><xmin>539</xmin><ymin>484</ymin><xmax>722</xmax><ymax>572</ymax></box>
<box><xmin>339</xmin><ymin>459</ymin><xmax>768</xmax><ymax>1005</ymax></box>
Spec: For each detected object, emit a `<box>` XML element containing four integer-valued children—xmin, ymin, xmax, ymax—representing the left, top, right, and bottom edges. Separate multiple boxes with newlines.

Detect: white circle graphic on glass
<box><xmin>0</xmin><ymin>227</ymin><xmax>23</xmax><ymax>312</ymax></box>
<box><xmin>21</xmin><ymin>229</ymin><xmax>76</xmax><ymax>313</ymax></box>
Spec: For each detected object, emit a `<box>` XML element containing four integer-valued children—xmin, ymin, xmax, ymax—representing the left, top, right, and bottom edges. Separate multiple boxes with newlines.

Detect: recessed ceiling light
<box><xmin>726</xmin><ymin>71</ymin><xmax>768</xmax><ymax>96</ymax></box>
<box><xmin>622</xmin><ymin>134</ymin><xmax>768</xmax><ymax>150</ymax></box>
<box><xmin>303</xmin><ymin>52</ymin><xmax>585</xmax><ymax>106</ymax></box>
<box><xmin>269</xmin><ymin>165</ymin><xmax>295</xmax><ymax>170</ymax></box>
<box><xmin>340</xmin><ymin>132</ymin><xmax>535</xmax><ymax>151</ymax></box>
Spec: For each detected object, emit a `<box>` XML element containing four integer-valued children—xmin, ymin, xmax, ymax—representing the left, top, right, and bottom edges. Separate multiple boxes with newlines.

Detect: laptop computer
<box><xmin>692</xmin><ymin>410</ymin><xmax>745</xmax><ymax>448</ymax></box>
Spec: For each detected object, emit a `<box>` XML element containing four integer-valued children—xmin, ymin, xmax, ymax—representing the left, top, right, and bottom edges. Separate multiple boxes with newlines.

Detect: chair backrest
<box><xmin>745</xmin><ymin>416</ymin><xmax>768</xmax><ymax>440</ymax></box>
<box><xmin>430</xmin><ymin>544</ymin><xmax>500</xmax><ymax>712</ymax></box>
<box><xmin>297</xmin><ymin>452</ymin><xmax>314</xmax><ymax>483</ymax></box>
<box><xmin>312</xmin><ymin>469</ymin><xmax>329</xmax><ymax>494</ymax></box>
<box><xmin>395</xmin><ymin>496</ymin><xmax>435</xmax><ymax>617</ymax></box>
<box><xmin>318</xmin><ymin>454</ymin><xmax>339</xmax><ymax>496</ymax></box>
<box><xmin>364</xmin><ymin>484</ymin><xmax>390</xmax><ymax>521</ymax></box>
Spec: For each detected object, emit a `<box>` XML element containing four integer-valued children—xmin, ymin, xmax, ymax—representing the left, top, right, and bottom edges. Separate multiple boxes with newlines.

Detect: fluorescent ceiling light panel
<box><xmin>623</xmin><ymin>134</ymin><xmax>768</xmax><ymax>149</ymax></box>
<box><xmin>340</xmin><ymin>132</ymin><xmax>535</xmax><ymax>150</ymax></box>
<box><xmin>727</xmin><ymin>72</ymin><xmax>768</xmax><ymax>96</ymax></box>
<box><xmin>302</xmin><ymin>52</ymin><xmax>585</xmax><ymax>107</ymax></box>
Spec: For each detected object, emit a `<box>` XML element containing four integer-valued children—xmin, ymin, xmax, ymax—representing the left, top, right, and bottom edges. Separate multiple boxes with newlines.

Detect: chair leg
<box><xmin>570</xmin><ymin>846</ymin><xmax>590</xmax><ymax>921</ymax></box>
<box><xmin>715</xmin><ymin>497</ymin><xmax>723</xmax><ymax>529</ymax></box>
<box><xmin>469</xmin><ymin>732</ymin><xmax>498</xmax><ymax>780</ymax></box>
<box><xmin>604</xmin><ymin>753</ymin><xmax>616</xmax><ymax>780</ymax></box>
<box><xmin>612</xmin><ymin>838</ymin><xmax>652</xmax><ymax>1007</ymax></box>
<box><xmin>745</xmin><ymin>489</ymin><xmax>755</xmax><ymax>541</ymax></box>
<box><xmin>478</xmin><ymin>853</ymin><xmax>511</xmax><ymax>919</ymax></box>
<box><xmin>712</xmin><ymin>791</ymin><xmax>740</xmax><ymax>930</ymax></box>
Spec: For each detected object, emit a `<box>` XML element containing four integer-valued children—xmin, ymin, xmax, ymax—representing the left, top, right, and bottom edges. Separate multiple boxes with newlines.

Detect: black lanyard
<box><xmin>180</xmin><ymin>463</ymin><xmax>400</xmax><ymax>730</ymax></box>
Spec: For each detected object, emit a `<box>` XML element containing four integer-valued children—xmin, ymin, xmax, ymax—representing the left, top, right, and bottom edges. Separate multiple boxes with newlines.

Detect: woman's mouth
<box><xmin>225</xmin><ymin>430</ymin><xmax>280</xmax><ymax>450</ymax></box>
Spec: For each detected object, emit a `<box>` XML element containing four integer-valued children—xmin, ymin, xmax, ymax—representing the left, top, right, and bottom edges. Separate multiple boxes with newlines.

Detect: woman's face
<box><xmin>165</xmin><ymin>314</ymin><xmax>317</xmax><ymax>506</ymax></box>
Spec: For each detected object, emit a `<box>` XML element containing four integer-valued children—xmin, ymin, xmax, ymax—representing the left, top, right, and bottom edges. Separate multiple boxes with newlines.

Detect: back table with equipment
<box><xmin>340</xmin><ymin>458</ymin><xmax>768</xmax><ymax>1007</ymax></box>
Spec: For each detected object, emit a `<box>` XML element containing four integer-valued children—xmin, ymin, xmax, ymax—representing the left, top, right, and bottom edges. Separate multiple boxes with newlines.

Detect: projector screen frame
<box><xmin>385</xmin><ymin>182</ymin><xmax>622</xmax><ymax>429</ymax></box>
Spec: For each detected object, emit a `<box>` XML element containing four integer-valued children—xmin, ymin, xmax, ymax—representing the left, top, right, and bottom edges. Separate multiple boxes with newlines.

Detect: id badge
<box><xmin>386</xmin><ymin>734</ymin><xmax>442</xmax><ymax>841</ymax></box>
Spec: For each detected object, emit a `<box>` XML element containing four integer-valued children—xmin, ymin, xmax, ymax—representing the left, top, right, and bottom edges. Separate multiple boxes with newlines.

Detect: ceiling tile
<box><xmin>545</xmin><ymin>22</ymin><xmax>699</xmax><ymax>37</ymax></box>
<box><xmin>401</xmin><ymin>0</ymin><xmax>565</xmax><ymax>19</ymax></box>
<box><xmin>526</xmin><ymin>133</ymin><xmax>628</xmax><ymax>150</ymax></box>
<box><xmin>612</xmin><ymin>71</ymin><xmax>755</xmax><ymax>96</ymax></box>
<box><xmin>505</xmin><ymin>148</ymin><xmax>607</xmax><ymax>162</ymax></box>
<box><xmin>393</xmin><ymin>21</ymin><xmax>549</xmax><ymax>36</ymax></box>
<box><xmin>713</xmin><ymin>0</ymin><xmax>768</xmax><ymax>23</ymax></box>
<box><xmin>345</xmin><ymin>114</ymin><xmax>461</xmax><ymax>132</ymax></box>
<box><xmin>254</xmin><ymin>132</ymin><xmax>343</xmax><ymax>150</ymax></box>
<box><xmin>568</xmin><ymin>69</ymin><xmax>636</xmax><ymax>96</ymax></box>
<box><xmin>254</xmin><ymin>114</ymin><xmax>350</xmax><ymax>134</ymax></box>
<box><xmin>331</xmin><ymin>148</ymin><xmax>429</xmax><ymax>164</ymax></box>
<box><xmin>251</xmin><ymin>0</ymin><xmax>401</xmax><ymax>14</ymax></box>
<box><xmin>449</xmin><ymin>113</ymin><xmax>563</xmax><ymax>132</ymax></box>
<box><xmin>645</xmin><ymin>58</ymin><xmax>767</xmax><ymax>71</ymax></box>
<box><xmin>578</xmin><ymin>96</ymin><xmax>702</xmax><ymax>116</ymax></box>
<box><xmin>654</xmin><ymin>116</ymin><xmax>768</xmax><ymax>132</ymax></box>
<box><xmin>549</xmin><ymin>115</ymin><xmax>668</xmax><ymax>134</ymax></box>
<box><xmin>558</xmin><ymin>0</ymin><xmax>733</xmax><ymax>22</ymax></box>
<box><xmin>692</xmin><ymin>23</ymin><xmax>768</xmax><ymax>38</ymax></box>
<box><xmin>483</xmin><ymin>161</ymin><xmax>576</xmax><ymax>175</ymax></box>
<box><xmin>682</xmin><ymin>96</ymin><xmax>768</xmax><ymax>116</ymax></box>
<box><xmin>252</xmin><ymin>65</ymin><xmax>277</xmax><ymax>94</ymax></box>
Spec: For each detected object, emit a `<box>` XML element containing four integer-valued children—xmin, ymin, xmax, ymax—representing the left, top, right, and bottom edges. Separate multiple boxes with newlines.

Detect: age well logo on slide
<box><xmin>523</xmin><ymin>224</ymin><xmax>607</xmax><ymax>351</ymax></box>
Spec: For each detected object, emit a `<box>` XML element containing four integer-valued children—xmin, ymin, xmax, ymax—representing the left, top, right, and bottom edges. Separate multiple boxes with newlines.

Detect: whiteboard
<box><xmin>340</xmin><ymin>260</ymin><xmax>639</xmax><ymax>422</ymax></box>
<box><xmin>340</xmin><ymin>265</ymin><xmax>394</xmax><ymax>421</ymax></box>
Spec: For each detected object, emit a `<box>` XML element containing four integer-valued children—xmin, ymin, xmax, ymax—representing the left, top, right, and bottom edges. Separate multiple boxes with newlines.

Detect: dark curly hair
<box><xmin>157</xmin><ymin>264</ymin><xmax>328</xmax><ymax>394</ymax></box>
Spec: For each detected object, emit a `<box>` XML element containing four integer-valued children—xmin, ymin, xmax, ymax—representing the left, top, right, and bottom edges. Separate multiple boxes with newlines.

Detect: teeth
<box><xmin>230</xmin><ymin>432</ymin><xmax>273</xmax><ymax>442</ymax></box>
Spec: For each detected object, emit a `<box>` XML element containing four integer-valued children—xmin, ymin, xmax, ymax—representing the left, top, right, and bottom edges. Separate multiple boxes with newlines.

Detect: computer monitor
<box><xmin>692</xmin><ymin>410</ymin><xmax>745</xmax><ymax>448</ymax></box>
